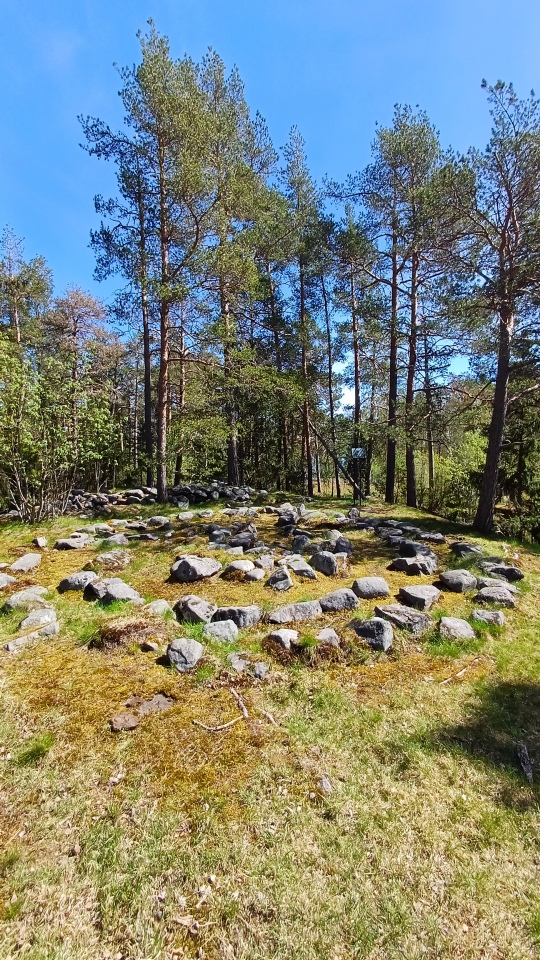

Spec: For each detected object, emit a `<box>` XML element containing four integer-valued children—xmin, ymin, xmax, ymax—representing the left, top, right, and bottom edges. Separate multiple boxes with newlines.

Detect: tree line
<box><xmin>1</xmin><ymin>23</ymin><xmax>540</xmax><ymax>537</ymax></box>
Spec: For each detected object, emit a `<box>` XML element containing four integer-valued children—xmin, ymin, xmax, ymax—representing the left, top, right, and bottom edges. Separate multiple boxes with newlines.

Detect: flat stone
<box><xmin>374</xmin><ymin>604</ymin><xmax>432</xmax><ymax>635</ymax></box>
<box><xmin>167</xmin><ymin>637</ymin><xmax>204</xmax><ymax>672</ymax></box>
<box><xmin>228</xmin><ymin>652</ymin><xmax>249</xmax><ymax>673</ymax></box>
<box><xmin>482</xmin><ymin>563</ymin><xmax>524</xmax><ymax>582</ymax></box>
<box><xmin>268</xmin><ymin>628</ymin><xmax>299</xmax><ymax>650</ymax></box>
<box><xmin>4</xmin><ymin>586</ymin><xmax>50</xmax><ymax>611</ymax></box>
<box><xmin>389</xmin><ymin>556</ymin><xmax>438</xmax><ymax>576</ymax></box>
<box><xmin>253</xmin><ymin>662</ymin><xmax>270</xmax><ymax>679</ymax></box>
<box><xmin>0</xmin><ymin>573</ymin><xmax>16</xmax><ymax>590</ymax></box>
<box><xmin>245</xmin><ymin>567</ymin><xmax>265</xmax><ymax>581</ymax></box>
<box><xmin>54</xmin><ymin>538</ymin><xmax>88</xmax><ymax>550</ymax></box>
<box><xmin>174</xmin><ymin>595</ymin><xmax>217</xmax><ymax>624</ymax></box>
<box><xmin>287</xmin><ymin>558</ymin><xmax>317</xmax><ymax>580</ymax></box>
<box><xmin>476</xmin><ymin>577</ymin><xmax>517</xmax><ymax>593</ymax></box>
<box><xmin>352</xmin><ymin>576</ymin><xmax>390</xmax><ymax>600</ymax></box>
<box><xmin>212</xmin><ymin>605</ymin><xmax>263</xmax><ymax>628</ymax></box>
<box><xmin>110</xmin><ymin>713</ymin><xmax>139</xmax><ymax>732</ymax></box>
<box><xmin>33</xmin><ymin>537</ymin><xmax>48</xmax><ymax>549</ymax></box>
<box><xmin>9</xmin><ymin>553</ymin><xmax>42</xmax><ymax>574</ymax></box>
<box><xmin>254</xmin><ymin>555</ymin><xmax>275</xmax><ymax>571</ymax></box>
<box><xmin>222</xmin><ymin>559</ymin><xmax>255</xmax><ymax>579</ymax></box>
<box><xmin>450</xmin><ymin>541</ymin><xmax>483</xmax><ymax>557</ymax></box>
<box><xmin>103</xmin><ymin>533</ymin><xmax>130</xmax><ymax>547</ymax></box>
<box><xmin>19</xmin><ymin>608</ymin><xmax>57</xmax><ymax>631</ymax></box>
<box><xmin>129</xmin><ymin>693</ymin><xmax>174</xmax><ymax>716</ymax></box>
<box><xmin>83</xmin><ymin>578</ymin><xmax>144</xmax><ymax>605</ymax></box>
<box><xmin>440</xmin><ymin>617</ymin><xmax>475</xmax><ymax>640</ymax></box>
<box><xmin>473</xmin><ymin>609</ymin><xmax>506</xmax><ymax>626</ymax></box>
<box><xmin>439</xmin><ymin>569</ymin><xmax>478</xmax><ymax>592</ymax></box>
<box><xmin>316</xmin><ymin>627</ymin><xmax>340</xmax><ymax>647</ymax></box>
<box><xmin>267</xmin><ymin>600</ymin><xmax>323</xmax><ymax>625</ymax></box>
<box><xmin>140</xmin><ymin>639</ymin><xmax>160</xmax><ymax>652</ymax></box>
<box><xmin>147</xmin><ymin>516</ymin><xmax>170</xmax><ymax>527</ymax></box>
<box><xmin>170</xmin><ymin>556</ymin><xmax>222</xmax><ymax>583</ymax></box>
<box><xmin>145</xmin><ymin>599</ymin><xmax>172</xmax><ymax>616</ymax></box>
<box><xmin>474</xmin><ymin>587</ymin><xmax>515</xmax><ymax>607</ymax></box>
<box><xmin>419</xmin><ymin>532</ymin><xmax>446</xmax><ymax>543</ymax></box>
<box><xmin>398</xmin><ymin>585</ymin><xmax>440</xmax><ymax>611</ymax></box>
<box><xmin>58</xmin><ymin>571</ymin><xmax>98</xmax><ymax>593</ymax></box>
<box><xmin>350</xmin><ymin>617</ymin><xmax>393</xmax><ymax>651</ymax></box>
<box><xmin>267</xmin><ymin>568</ymin><xmax>293</xmax><ymax>591</ymax></box>
<box><xmin>319</xmin><ymin>588</ymin><xmax>359</xmax><ymax>612</ymax></box>
<box><xmin>92</xmin><ymin>549</ymin><xmax>132</xmax><ymax>571</ymax></box>
<box><xmin>203</xmin><ymin>619</ymin><xmax>239</xmax><ymax>643</ymax></box>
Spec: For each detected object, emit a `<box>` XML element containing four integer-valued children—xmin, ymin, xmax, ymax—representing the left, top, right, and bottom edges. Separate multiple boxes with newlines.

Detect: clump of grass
<box><xmin>14</xmin><ymin>732</ymin><xmax>54</xmax><ymax>766</ymax></box>
<box><xmin>0</xmin><ymin>848</ymin><xmax>20</xmax><ymax>877</ymax></box>
<box><xmin>90</xmin><ymin>616</ymin><xmax>168</xmax><ymax>651</ymax></box>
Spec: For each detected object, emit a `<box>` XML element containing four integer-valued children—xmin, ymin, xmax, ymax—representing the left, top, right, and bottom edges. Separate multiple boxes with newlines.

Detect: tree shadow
<box><xmin>428</xmin><ymin>680</ymin><xmax>540</xmax><ymax>809</ymax></box>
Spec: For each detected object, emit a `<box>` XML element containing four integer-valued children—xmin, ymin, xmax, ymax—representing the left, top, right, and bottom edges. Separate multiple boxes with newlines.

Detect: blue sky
<box><xmin>1</xmin><ymin>0</ymin><xmax>540</xmax><ymax>300</ymax></box>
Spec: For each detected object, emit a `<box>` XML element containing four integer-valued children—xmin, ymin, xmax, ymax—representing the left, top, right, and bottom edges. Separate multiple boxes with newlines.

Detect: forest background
<box><xmin>1</xmin><ymin>0</ymin><xmax>540</xmax><ymax>539</ymax></box>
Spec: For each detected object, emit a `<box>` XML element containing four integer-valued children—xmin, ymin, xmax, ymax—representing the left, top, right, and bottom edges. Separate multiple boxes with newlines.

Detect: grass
<box><xmin>0</xmin><ymin>495</ymin><xmax>540</xmax><ymax>957</ymax></box>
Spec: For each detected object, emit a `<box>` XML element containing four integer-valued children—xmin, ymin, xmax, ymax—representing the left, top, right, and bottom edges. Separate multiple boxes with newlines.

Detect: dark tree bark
<box><xmin>385</xmin><ymin>223</ymin><xmax>399</xmax><ymax>503</ymax></box>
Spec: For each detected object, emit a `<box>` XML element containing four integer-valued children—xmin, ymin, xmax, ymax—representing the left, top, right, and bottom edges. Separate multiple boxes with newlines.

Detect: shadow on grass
<box><xmin>429</xmin><ymin>680</ymin><xmax>540</xmax><ymax>808</ymax></box>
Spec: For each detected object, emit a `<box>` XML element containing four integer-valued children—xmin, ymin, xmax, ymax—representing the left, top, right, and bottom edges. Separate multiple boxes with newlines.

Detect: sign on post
<box><xmin>351</xmin><ymin>447</ymin><xmax>366</xmax><ymax>459</ymax></box>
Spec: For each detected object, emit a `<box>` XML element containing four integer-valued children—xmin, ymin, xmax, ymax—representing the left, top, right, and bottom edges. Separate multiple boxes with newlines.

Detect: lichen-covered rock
<box><xmin>398</xmin><ymin>585</ymin><xmax>440</xmax><ymax>611</ymax></box>
<box><xmin>4</xmin><ymin>586</ymin><xmax>50</xmax><ymax>612</ymax></box>
<box><xmin>9</xmin><ymin>553</ymin><xmax>42</xmax><ymax>574</ymax></box>
<box><xmin>309</xmin><ymin>551</ymin><xmax>339</xmax><ymax>576</ymax></box>
<box><xmin>287</xmin><ymin>558</ymin><xmax>317</xmax><ymax>580</ymax></box>
<box><xmin>267</xmin><ymin>568</ymin><xmax>293</xmax><ymax>591</ymax></box>
<box><xmin>388</xmin><ymin>555</ymin><xmax>438</xmax><ymax>576</ymax></box>
<box><xmin>145</xmin><ymin>599</ymin><xmax>172</xmax><ymax>616</ymax></box>
<box><xmin>203</xmin><ymin>619</ymin><xmax>239</xmax><ymax>643</ymax></box>
<box><xmin>267</xmin><ymin>600</ymin><xmax>323</xmax><ymax>624</ymax></box>
<box><xmin>0</xmin><ymin>573</ymin><xmax>16</xmax><ymax>590</ymax></box>
<box><xmin>316</xmin><ymin>627</ymin><xmax>340</xmax><ymax>647</ymax></box>
<box><xmin>350</xmin><ymin>617</ymin><xmax>393</xmax><ymax>651</ymax></box>
<box><xmin>440</xmin><ymin>617</ymin><xmax>475</xmax><ymax>640</ymax></box>
<box><xmin>58</xmin><ymin>571</ymin><xmax>98</xmax><ymax>593</ymax></box>
<box><xmin>170</xmin><ymin>555</ymin><xmax>221</xmax><ymax>583</ymax></box>
<box><xmin>83</xmin><ymin>577</ymin><xmax>143</xmax><ymax>605</ymax></box>
<box><xmin>474</xmin><ymin>586</ymin><xmax>515</xmax><ymax>607</ymax></box>
<box><xmin>473</xmin><ymin>609</ymin><xmax>506</xmax><ymax>626</ymax></box>
<box><xmin>212</xmin><ymin>605</ymin><xmax>263</xmax><ymax>628</ymax></box>
<box><xmin>268</xmin><ymin>628</ymin><xmax>299</xmax><ymax>650</ymax></box>
<box><xmin>439</xmin><ymin>569</ymin><xmax>478</xmax><ymax>592</ymax></box>
<box><xmin>222</xmin><ymin>559</ymin><xmax>255</xmax><ymax>579</ymax></box>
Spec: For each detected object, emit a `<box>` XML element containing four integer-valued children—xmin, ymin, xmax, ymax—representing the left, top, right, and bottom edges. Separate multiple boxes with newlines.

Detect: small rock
<box><xmin>83</xmin><ymin>577</ymin><xmax>143</xmax><ymax>605</ymax></box>
<box><xmin>267</xmin><ymin>568</ymin><xmax>293</xmax><ymax>591</ymax></box>
<box><xmin>174</xmin><ymin>595</ymin><xmax>217</xmax><ymax>624</ymax></box>
<box><xmin>212</xmin><ymin>605</ymin><xmax>263</xmax><ymax>628</ymax></box>
<box><xmin>170</xmin><ymin>556</ymin><xmax>221</xmax><ymax>583</ymax></box>
<box><xmin>450</xmin><ymin>541</ymin><xmax>483</xmax><ymax>558</ymax></box>
<box><xmin>316</xmin><ymin>627</ymin><xmax>340</xmax><ymax>647</ymax></box>
<box><xmin>439</xmin><ymin>569</ymin><xmax>478</xmax><ymax>593</ymax></box>
<box><xmin>309</xmin><ymin>551</ymin><xmax>339</xmax><ymax>576</ymax></box>
<box><xmin>33</xmin><ymin>536</ymin><xmax>48</xmax><ymax>549</ymax></box>
<box><xmin>167</xmin><ymin>638</ymin><xmax>204</xmax><ymax>672</ymax></box>
<box><xmin>91</xmin><ymin>549</ymin><xmax>132</xmax><ymax>571</ymax></box>
<box><xmin>268</xmin><ymin>628</ymin><xmax>299</xmax><ymax>650</ymax></box>
<box><xmin>317</xmin><ymin>775</ymin><xmax>333</xmax><ymax>795</ymax></box>
<box><xmin>145</xmin><ymin>599</ymin><xmax>172</xmax><ymax>616</ymax></box>
<box><xmin>0</xmin><ymin>573</ymin><xmax>16</xmax><ymax>590</ymax></box>
<box><xmin>228</xmin><ymin>652</ymin><xmax>249</xmax><ymax>673</ymax></box>
<box><xmin>474</xmin><ymin>586</ymin><xmax>515</xmax><ymax>607</ymax></box>
<box><xmin>245</xmin><ymin>567</ymin><xmax>265</xmax><ymax>582</ymax></box>
<box><xmin>350</xmin><ymin>617</ymin><xmax>393</xmax><ymax>651</ymax></box>
<box><xmin>58</xmin><ymin>571</ymin><xmax>98</xmax><ymax>593</ymax></box>
<box><xmin>267</xmin><ymin>600</ymin><xmax>323</xmax><ymax>624</ymax></box>
<box><xmin>140</xmin><ymin>640</ymin><xmax>160</xmax><ymax>652</ymax></box>
<box><xmin>253</xmin><ymin>662</ymin><xmax>270</xmax><ymax>679</ymax></box>
<box><xmin>254</xmin><ymin>555</ymin><xmax>275</xmax><ymax>571</ymax></box>
<box><xmin>19</xmin><ymin>608</ymin><xmax>57</xmax><ymax>631</ymax></box>
<box><xmin>222</xmin><ymin>559</ymin><xmax>255</xmax><ymax>579</ymax></box>
<box><xmin>203</xmin><ymin>619</ymin><xmax>239</xmax><ymax>643</ymax></box>
<box><xmin>389</xmin><ymin>555</ymin><xmax>438</xmax><ymax>576</ymax></box>
<box><xmin>473</xmin><ymin>609</ymin><xmax>506</xmax><ymax>626</ymax></box>
<box><xmin>4</xmin><ymin>586</ymin><xmax>50</xmax><ymax>612</ymax></box>
<box><xmin>482</xmin><ymin>563</ymin><xmax>524</xmax><ymax>583</ymax></box>
<box><xmin>110</xmin><ymin>713</ymin><xmax>139</xmax><ymax>732</ymax></box>
<box><xmin>440</xmin><ymin>617</ymin><xmax>475</xmax><ymax>640</ymax></box>
<box><xmin>287</xmin><ymin>558</ymin><xmax>317</xmax><ymax>580</ymax></box>
<box><xmin>54</xmin><ymin>538</ymin><xmax>88</xmax><ymax>550</ymax></box>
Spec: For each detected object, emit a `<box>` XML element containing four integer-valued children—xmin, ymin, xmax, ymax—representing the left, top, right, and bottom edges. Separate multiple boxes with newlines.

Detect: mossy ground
<box><xmin>1</xmin><ymin>496</ymin><xmax>540</xmax><ymax>959</ymax></box>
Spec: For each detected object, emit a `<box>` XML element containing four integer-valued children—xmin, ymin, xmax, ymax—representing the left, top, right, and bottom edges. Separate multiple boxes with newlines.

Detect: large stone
<box><xmin>450</xmin><ymin>541</ymin><xmax>483</xmax><ymax>558</ymax></box>
<box><xmin>440</xmin><ymin>617</ymin><xmax>475</xmax><ymax>640</ymax></box>
<box><xmin>310</xmin><ymin>551</ymin><xmax>339</xmax><ymax>576</ymax></box>
<box><xmin>332</xmin><ymin>536</ymin><xmax>353</xmax><ymax>556</ymax></box>
<box><xmin>254</xmin><ymin>554</ymin><xmax>275</xmax><ymax>571</ymax></box>
<box><xmin>91</xmin><ymin>549</ymin><xmax>132</xmax><ymax>571</ymax></box>
<box><xmin>267</xmin><ymin>568</ymin><xmax>293</xmax><ymax>591</ymax></box>
<box><xmin>4</xmin><ymin>586</ymin><xmax>50</xmax><ymax>612</ymax></box>
<box><xmin>476</xmin><ymin>576</ymin><xmax>517</xmax><ymax>593</ymax></box>
<box><xmin>287</xmin><ymin>558</ymin><xmax>317</xmax><ymax>580</ymax></box>
<box><xmin>481</xmin><ymin>563</ymin><xmax>524</xmax><ymax>583</ymax></box>
<box><xmin>203</xmin><ymin>619</ymin><xmax>239</xmax><ymax>643</ymax></box>
<box><xmin>398</xmin><ymin>585</ymin><xmax>440</xmax><ymax>611</ymax></box>
<box><xmin>9</xmin><ymin>553</ymin><xmax>42</xmax><ymax>574</ymax></box>
<box><xmin>33</xmin><ymin>536</ymin><xmax>48</xmax><ymax>549</ymax></box>
<box><xmin>147</xmin><ymin>515</ymin><xmax>170</xmax><ymax>528</ymax></box>
<box><xmin>350</xmin><ymin>617</ymin><xmax>393</xmax><ymax>651</ymax></box>
<box><xmin>19</xmin><ymin>608</ymin><xmax>57</xmax><ymax>631</ymax></box>
<box><xmin>170</xmin><ymin>556</ymin><xmax>221</xmax><ymax>583</ymax></box>
<box><xmin>473</xmin><ymin>609</ymin><xmax>506</xmax><ymax>626</ymax></box>
<box><xmin>439</xmin><ymin>569</ymin><xmax>477</xmax><ymax>592</ymax></box>
<box><xmin>103</xmin><ymin>533</ymin><xmax>130</xmax><ymax>547</ymax></box>
<box><xmin>0</xmin><ymin>573</ymin><xmax>16</xmax><ymax>590</ymax></box>
<box><xmin>245</xmin><ymin>567</ymin><xmax>265</xmax><ymax>582</ymax></box>
<box><xmin>212</xmin><ymin>605</ymin><xmax>263</xmax><ymax>628</ymax></box>
<box><xmin>58</xmin><ymin>571</ymin><xmax>98</xmax><ymax>593</ymax></box>
<box><xmin>267</xmin><ymin>600</ymin><xmax>323</xmax><ymax>624</ymax></box>
<box><xmin>167</xmin><ymin>638</ymin><xmax>204</xmax><ymax>673</ymax></box>
<box><xmin>292</xmin><ymin>535</ymin><xmax>312</xmax><ymax>553</ymax></box>
<box><xmin>388</xmin><ymin>556</ymin><xmax>438</xmax><ymax>576</ymax></box>
<box><xmin>174</xmin><ymin>594</ymin><xmax>217</xmax><ymax>624</ymax></box>
<box><xmin>474</xmin><ymin>587</ymin><xmax>515</xmax><ymax>607</ymax></box>
<box><xmin>268</xmin><ymin>628</ymin><xmax>299</xmax><ymax>650</ymax></box>
<box><xmin>83</xmin><ymin>578</ymin><xmax>143</xmax><ymax>605</ymax></box>
<box><xmin>319</xmin><ymin>588</ymin><xmax>359</xmax><ymax>613</ymax></box>
<box><xmin>374</xmin><ymin>604</ymin><xmax>432</xmax><ymax>635</ymax></box>
<box><xmin>419</xmin><ymin>532</ymin><xmax>446</xmax><ymax>544</ymax></box>
<box><xmin>351</xmin><ymin>576</ymin><xmax>390</xmax><ymax>600</ymax></box>
<box><xmin>54</xmin><ymin>537</ymin><xmax>88</xmax><ymax>550</ymax></box>
<box><xmin>316</xmin><ymin>627</ymin><xmax>340</xmax><ymax>648</ymax></box>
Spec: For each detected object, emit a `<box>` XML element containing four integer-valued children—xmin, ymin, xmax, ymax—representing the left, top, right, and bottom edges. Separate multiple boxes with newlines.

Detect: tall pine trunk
<box><xmin>385</xmin><ymin>223</ymin><xmax>399</xmax><ymax>503</ymax></box>
<box><xmin>300</xmin><ymin>256</ymin><xmax>313</xmax><ymax>497</ymax></box>
<box><xmin>156</xmin><ymin>136</ymin><xmax>169</xmax><ymax>504</ymax></box>
<box><xmin>351</xmin><ymin>269</ymin><xmax>361</xmax><ymax>497</ymax></box>
<box><xmin>474</xmin><ymin>308</ymin><xmax>514</xmax><ymax>532</ymax></box>
<box><xmin>136</xmin><ymin>178</ymin><xmax>154</xmax><ymax>487</ymax></box>
<box><xmin>321</xmin><ymin>275</ymin><xmax>341</xmax><ymax>498</ymax></box>
<box><xmin>405</xmin><ymin>250</ymin><xmax>418</xmax><ymax>508</ymax></box>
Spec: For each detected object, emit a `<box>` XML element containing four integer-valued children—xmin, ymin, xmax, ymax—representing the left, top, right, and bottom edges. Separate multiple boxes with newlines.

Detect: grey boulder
<box><xmin>9</xmin><ymin>553</ymin><xmax>42</xmax><ymax>574</ymax></box>
<box><xmin>309</xmin><ymin>551</ymin><xmax>340</xmax><ymax>576</ymax></box>
<box><xmin>316</xmin><ymin>627</ymin><xmax>340</xmax><ymax>648</ymax></box>
<box><xmin>287</xmin><ymin>558</ymin><xmax>317</xmax><ymax>580</ymax></box>
<box><xmin>0</xmin><ymin>573</ymin><xmax>17</xmax><ymax>590</ymax></box>
<box><xmin>450</xmin><ymin>541</ymin><xmax>483</xmax><ymax>558</ymax></box>
<box><xmin>83</xmin><ymin>577</ymin><xmax>143</xmax><ymax>605</ymax></box>
<box><xmin>267</xmin><ymin>600</ymin><xmax>322</xmax><ymax>624</ymax></box>
<box><xmin>203</xmin><ymin>619</ymin><xmax>239</xmax><ymax>643</ymax></box>
<box><xmin>440</xmin><ymin>617</ymin><xmax>475</xmax><ymax>640</ymax></box>
<box><xmin>212</xmin><ymin>605</ymin><xmax>263</xmax><ymax>628</ymax></box>
<box><xmin>268</xmin><ymin>628</ymin><xmax>299</xmax><ymax>650</ymax></box>
<box><xmin>374</xmin><ymin>604</ymin><xmax>432</xmax><ymax>635</ymax></box>
<box><xmin>474</xmin><ymin>587</ymin><xmax>515</xmax><ymax>607</ymax></box>
<box><xmin>439</xmin><ymin>569</ymin><xmax>477</xmax><ymax>592</ymax></box>
<box><xmin>145</xmin><ymin>599</ymin><xmax>172</xmax><ymax>616</ymax></box>
<box><xmin>4</xmin><ymin>586</ymin><xmax>50</xmax><ymax>612</ymax></box>
<box><xmin>350</xmin><ymin>617</ymin><xmax>393</xmax><ymax>652</ymax></box>
<box><xmin>319</xmin><ymin>588</ymin><xmax>359</xmax><ymax>613</ymax></box>
<box><xmin>473</xmin><ymin>609</ymin><xmax>506</xmax><ymax>626</ymax></box>
<box><xmin>167</xmin><ymin>638</ymin><xmax>204</xmax><ymax>672</ymax></box>
<box><xmin>58</xmin><ymin>571</ymin><xmax>98</xmax><ymax>593</ymax></box>
<box><xmin>170</xmin><ymin>556</ymin><xmax>221</xmax><ymax>583</ymax></box>
<box><xmin>352</xmin><ymin>576</ymin><xmax>390</xmax><ymax>600</ymax></box>
<box><xmin>267</xmin><ymin>568</ymin><xmax>293</xmax><ymax>591</ymax></box>
<box><xmin>174</xmin><ymin>595</ymin><xmax>217</xmax><ymax>624</ymax></box>
<box><xmin>398</xmin><ymin>585</ymin><xmax>440</xmax><ymax>611</ymax></box>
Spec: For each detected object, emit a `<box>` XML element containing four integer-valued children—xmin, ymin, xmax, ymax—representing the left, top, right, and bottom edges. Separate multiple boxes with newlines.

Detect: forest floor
<box><xmin>1</xmin><ymin>495</ymin><xmax>540</xmax><ymax>960</ymax></box>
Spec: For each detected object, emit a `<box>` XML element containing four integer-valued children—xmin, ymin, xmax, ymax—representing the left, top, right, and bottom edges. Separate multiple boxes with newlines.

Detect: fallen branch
<box><xmin>230</xmin><ymin>687</ymin><xmax>249</xmax><ymax>718</ymax></box>
<box><xmin>440</xmin><ymin>657</ymin><xmax>482</xmax><ymax>685</ymax></box>
<box><xmin>192</xmin><ymin>717</ymin><xmax>243</xmax><ymax>733</ymax></box>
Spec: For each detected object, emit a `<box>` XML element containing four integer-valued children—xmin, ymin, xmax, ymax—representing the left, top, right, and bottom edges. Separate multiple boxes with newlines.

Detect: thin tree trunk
<box><xmin>423</xmin><ymin>332</ymin><xmax>435</xmax><ymax>503</ymax></box>
<box><xmin>321</xmin><ymin>275</ymin><xmax>341</xmax><ymax>498</ymax></box>
<box><xmin>300</xmin><ymin>256</ymin><xmax>313</xmax><ymax>496</ymax></box>
<box><xmin>385</xmin><ymin>222</ymin><xmax>399</xmax><ymax>503</ymax></box>
<box><xmin>156</xmin><ymin>136</ymin><xmax>169</xmax><ymax>503</ymax></box>
<box><xmin>136</xmin><ymin>175</ymin><xmax>154</xmax><ymax>487</ymax></box>
<box><xmin>351</xmin><ymin>269</ymin><xmax>361</xmax><ymax>497</ymax></box>
<box><xmin>474</xmin><ymin>309</ymin><xmax>514</xmax><ymax>532</ymax></box>
<box><xmin>405</xmin><ymin>250</ymin><xmax>418</xmax><ymax>508</ymax></box>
